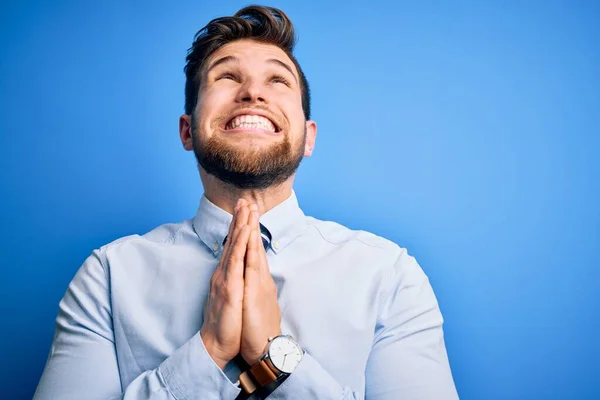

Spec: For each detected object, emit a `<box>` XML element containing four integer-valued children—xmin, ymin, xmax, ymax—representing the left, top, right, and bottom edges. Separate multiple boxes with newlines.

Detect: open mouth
<box><xmin>224</xmin><ymin>114</ymin><xmax>281</xmax><ymax>133</ymax></box>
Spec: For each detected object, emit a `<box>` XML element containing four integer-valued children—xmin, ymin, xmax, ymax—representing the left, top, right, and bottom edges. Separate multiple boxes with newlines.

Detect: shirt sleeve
<box><xmin>266</xmin><ymin>352</ymin><xmax>361</xmax><ymax>399</ymax></box>
<box><xmin>365</xmin><ymin>248</ymin><xmax>458</xmax><ymax>399</ymax></box>
<box><xmin>33</xmin><ymin>249</ymin><xmax>240</xmax><ymax>400</ymax></box>
<box><xmin>267</xmin><ymin>248</ymin><xmax>459</xmax><ymax>400</ymax></box>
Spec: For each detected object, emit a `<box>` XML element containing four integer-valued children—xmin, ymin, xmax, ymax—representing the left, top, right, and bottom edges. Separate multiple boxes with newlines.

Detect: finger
<box><xmin>222</xmin><ymin>199</ymin><xmax>250</xmax><ymax>274</ymax></box>
<box><xmin>248</xmin><ymin>208</ymin><xmax>269</xmax><ymax>275</ymax></box>
<box><xmin>226</xmin><ymin>225</ymin><xmax>250</xmax><ymax>283</ymax></box>
<box><xmin>220</xmin><ymin>199</ymin><xmax>245</xmax><ymax>256</ymax></box>
<box><xmin>245</xmin><ymin>214</ymin><xmax>260</xmax><ymax>274</ymax></box>
<box><xmin>232</xmin><ymin>204</ymin><xmax>250</xmax><ymax>242</ymax></box>
<box><xmin>240</xmin><ymin>204</ymin><xmax>257</xmax><ymax>253</ymax></box>
<box><xmin>246</xmin><ymin>205</ymin><xmax>262</xmax><ymax>271</ymax></box>
<box><xmin>226</xmin><ymin>199</ymin><xmax>245</xmax><ymax>243</ymax></box>
<box><xmin>247</xmin><ymin>204</ymin><xmax>259</xmax><ymax>229</ymax></box>
<box><xmin>257</xmin><ymin>226</ymin><xmax>270</xmax><ymax>275</ymax></box>
<box><xmin>230</xmin><ymin>199</ymin><xmax>249</xmax><ymax>242</ymax></box>
<box><xmin>222</xmin><ymin>203</ymin><xmax>250</xmax><ymax>274</ymax></box>
<box><xmin>225</xmin><ymin>198</ymin><xmax>248</xmax><ymax>246</ymax></box>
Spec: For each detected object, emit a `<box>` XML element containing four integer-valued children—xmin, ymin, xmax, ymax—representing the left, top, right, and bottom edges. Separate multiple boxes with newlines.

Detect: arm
<box><xmin>265</xmin><ymin>352</ymin><xmax>362</xmax><ymax>399</ymax></box>
<box><xmin>365</xmin><ymin>248</ymin><xmax>458</xmax><ymax>399</ymax></box>
<box><xmin>267</xmin><ymin>249</ymin><xmax>458</xmax><ymax>400</ymax></box>
<box><xmin>33</xmin><ymin>250</ymin><xmax>240</xmax><ymax>400</ymax></box>
<box><xmin>238</xmin><ymin>208</ymin><xmax>364</xmax><ymax>399</ymax></box>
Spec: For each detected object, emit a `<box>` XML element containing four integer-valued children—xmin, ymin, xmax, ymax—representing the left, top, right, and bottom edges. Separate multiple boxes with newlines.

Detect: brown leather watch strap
<box><xmin>251</xmin><ymin>360</ymin><xmax>278</xmax><ymax>386</ymax></box>
<box><xmin>239</xmin><ymin>360</ymin><xmax>278</xmax><ymax>394</ymax></box>
<box><xmin>238</xmin><ymin>370</ymin><xmax>258</xmax><ymax>395</ymax></box>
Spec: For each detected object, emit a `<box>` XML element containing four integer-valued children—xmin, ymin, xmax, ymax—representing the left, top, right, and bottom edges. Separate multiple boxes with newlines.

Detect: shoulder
<box><xmin>304</xmin><ymin>215</ymin><xmax>402</xmax><ymax>255</ymax></box>
<box><xmin>303</xmin><ymin>215</ymin><xmax>424</xmax><ymax>277</ymax></box>
<box><xmin>95</xmin><ymin>219</ymin><xmax>195</xmax><ymax>262</ymax></box>
<box><xmin>67</xmin><ymin>219</ymin><xmax>196</xmax><ymax>302</ymax></box>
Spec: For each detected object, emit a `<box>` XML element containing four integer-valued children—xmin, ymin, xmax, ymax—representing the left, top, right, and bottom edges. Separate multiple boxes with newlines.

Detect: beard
<box><xmin>191</xmin><ymin>115</ymin><xmax>306</xmax><ymax>190</ymax></box>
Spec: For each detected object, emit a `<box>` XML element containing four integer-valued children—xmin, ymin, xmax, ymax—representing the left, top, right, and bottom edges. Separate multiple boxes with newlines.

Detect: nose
<box><xmin>235</xmin><ymin>77</ymin><xmax>267</xmax><ymax>104</ymax></box>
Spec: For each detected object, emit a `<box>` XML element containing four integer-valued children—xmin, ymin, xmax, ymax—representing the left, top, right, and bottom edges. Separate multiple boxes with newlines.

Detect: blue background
<box><xmin>1</xmin><ymin>1</ymin><xmax>598</xmax><ymax>399</ymax></box>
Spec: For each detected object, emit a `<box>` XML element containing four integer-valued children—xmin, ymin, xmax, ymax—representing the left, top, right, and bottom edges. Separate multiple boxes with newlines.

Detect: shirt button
<box><xmin>212</xmin><ymin>243</ymin><xmax>219</xmax><ymax>252</ymax></box>
<box><xmin>273</xmin><ymin>240</ymin><xmax>280</xmax><ymax>250</ymax></box>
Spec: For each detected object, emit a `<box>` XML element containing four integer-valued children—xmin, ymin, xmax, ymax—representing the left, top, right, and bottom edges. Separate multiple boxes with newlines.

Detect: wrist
<box><xmin>243</xmin><ymin>329</ymin><xmax>282</xmax><ymax>364</ymax></box>
<box><xmin>199</xmin><ymin>330</ymin><xmax>229</xmax><ymax>370</ymax></box>
<box><xmin>241</xmin><ymin>349</ymin><xmax>263</xmax><ymax>366</ymax></box>
<box><xmin>238</xmin><ymin>334</ymin><xmax>304</xmax><ymax>395</ymax></box>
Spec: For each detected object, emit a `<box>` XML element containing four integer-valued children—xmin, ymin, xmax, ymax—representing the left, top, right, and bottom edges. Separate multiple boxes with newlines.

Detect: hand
<box><xmin>200</xmin><ymin>199</ymin><xmax>251</xmax><ymax>369</ymax></box>
<box><xmin>240</xmin><ymin>203</ymin><xmax>282</xmax><ymax>364</ymax></box>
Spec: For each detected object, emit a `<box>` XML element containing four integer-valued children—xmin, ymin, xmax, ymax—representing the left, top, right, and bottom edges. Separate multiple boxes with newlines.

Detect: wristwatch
<box><xmin>238</xmin><ymin>334</ymin><xmax>304</xmax><ymax>394</ymax></box>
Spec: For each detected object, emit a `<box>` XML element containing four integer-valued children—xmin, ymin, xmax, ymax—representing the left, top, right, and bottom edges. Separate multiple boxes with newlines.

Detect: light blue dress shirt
<box><xmin>34</xmin><ymin>192</ymin><xmax>458</xmax><ymax>399</ymax></box>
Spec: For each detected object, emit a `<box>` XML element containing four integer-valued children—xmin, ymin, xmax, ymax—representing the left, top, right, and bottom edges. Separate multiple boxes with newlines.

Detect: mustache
<box><xmin>212</xmin><ymin>105</ymin><xmax>285</xmax><ymax>131</ymax></box>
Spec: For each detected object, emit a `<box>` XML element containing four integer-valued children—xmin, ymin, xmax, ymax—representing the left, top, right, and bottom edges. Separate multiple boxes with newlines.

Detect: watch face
<box><xmin>268</xmin><ymin>336</ymin><xmax>303</xmax><ymax>374</ymax></box>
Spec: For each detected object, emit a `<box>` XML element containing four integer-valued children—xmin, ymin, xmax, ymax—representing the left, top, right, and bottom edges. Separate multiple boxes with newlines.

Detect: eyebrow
<box><xmin>206</xmin><ymin>55</ymin><xmax>238</xmax><ymax>74</ymax></box>
<box><xmin>206</xmin><ymin>55</ymin><xmax>298</xmax><ymax>83</ymax></box>
<box><xmin>266</xmin><ymin>58</ymin><xmax>298</xmax><ymax>83</ymax></box>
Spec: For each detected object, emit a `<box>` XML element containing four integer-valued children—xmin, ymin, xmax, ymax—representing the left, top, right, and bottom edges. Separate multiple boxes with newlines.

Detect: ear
<box><xmin>304</xmin><ymin>120</ymin><xmax>317</xmax><ymax>157</ymax></box>
<box><xmin>179</xmin><ymin>114</ymin><xmax>194</xmax><ymax>151</ymax></box>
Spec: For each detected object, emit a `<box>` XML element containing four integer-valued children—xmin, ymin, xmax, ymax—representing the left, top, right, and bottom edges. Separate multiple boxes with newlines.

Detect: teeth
<box><xmin>226</xmin><ymin>114</ymin><xmax>276</xmax><ymax>132</ymax></box>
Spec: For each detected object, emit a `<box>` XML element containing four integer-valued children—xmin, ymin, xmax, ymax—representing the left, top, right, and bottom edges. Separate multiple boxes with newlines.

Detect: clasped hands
<box><xmin>200</xmin><ymin>199</ymin><xmax>282</xmax><ymax>369</ymax></box>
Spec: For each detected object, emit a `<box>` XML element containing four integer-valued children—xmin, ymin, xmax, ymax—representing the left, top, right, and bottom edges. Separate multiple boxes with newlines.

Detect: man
<box><xmin>34</xmin><ymin>5</ymin><xmax>458</xmax><ymax>399</ymax></box>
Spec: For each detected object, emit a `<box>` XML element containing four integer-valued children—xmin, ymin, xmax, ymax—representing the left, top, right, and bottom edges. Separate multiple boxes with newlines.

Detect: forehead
<box><xmin>206</xmin><ymin>39</ymin><xmax>298</xmax><ymax>76</ymax></box>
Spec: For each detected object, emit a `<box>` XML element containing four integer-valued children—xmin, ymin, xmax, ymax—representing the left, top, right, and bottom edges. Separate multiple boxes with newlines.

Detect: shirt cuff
<box><xmin>268</xmin><ymin>352</ymin><xmax>345</xmax><ymax>399</ymax></box>
<box><xmin>158</xmin><ymin>332</ymin><xmax>241</xmax><ymax>400</ymax></box>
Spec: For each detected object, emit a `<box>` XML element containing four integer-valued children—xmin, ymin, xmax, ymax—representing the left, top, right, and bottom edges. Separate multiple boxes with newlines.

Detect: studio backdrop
<box><xmin>1</xmin><ymin>1</ymin><xmax>598</xmax><ymax>399</ymax></box>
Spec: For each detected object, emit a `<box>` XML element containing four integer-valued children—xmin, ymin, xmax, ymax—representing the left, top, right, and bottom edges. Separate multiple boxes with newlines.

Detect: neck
<box><xmin>199</xmin><ymin>169</ymin><xmax>295</xmax><ymax>215</ymax></box>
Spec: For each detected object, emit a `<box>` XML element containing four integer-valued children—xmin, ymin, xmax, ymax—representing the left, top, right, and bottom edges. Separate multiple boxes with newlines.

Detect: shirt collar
<box><xmin>192</xmin><ymin>191</ymin><xmax>306</xmax><ymax>257</ymax></box>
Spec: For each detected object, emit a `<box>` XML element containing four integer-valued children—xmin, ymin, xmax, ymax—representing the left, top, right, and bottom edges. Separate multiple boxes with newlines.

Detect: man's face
<box><xmin>189</xmin><ymin>39</ymin><xmax>315</xmax><ymax>189</ymax></box>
